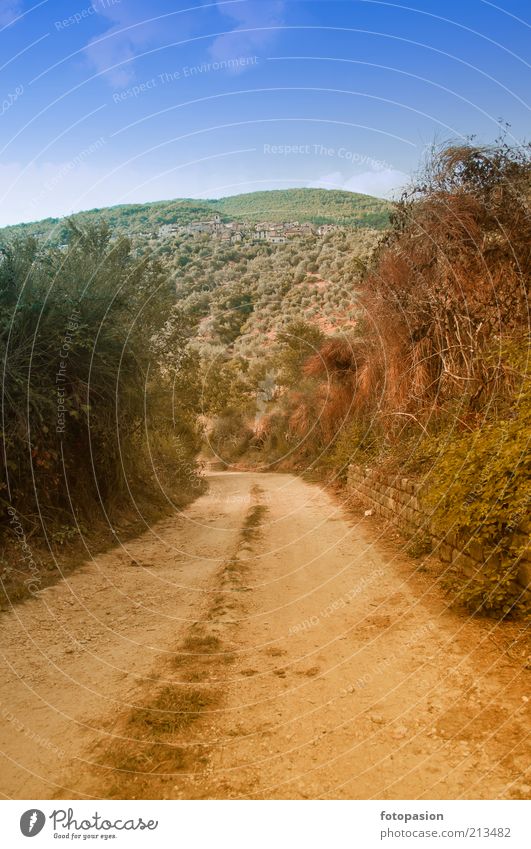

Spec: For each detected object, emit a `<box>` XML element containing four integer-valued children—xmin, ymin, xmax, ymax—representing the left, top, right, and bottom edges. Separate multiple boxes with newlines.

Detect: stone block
<box><xmin>439</xmin><ymin>543</ymin><xmax>453</xmax><ymax>562</ymax></box>
<box><xmin>466</xmin><ymin>539</ymin><xmax>485</xmax><ymax>563</ymax></box>
<box><xmin>452</xmin><ymin>551</ymin><xmax>478</xmax><ymax>576</ymax></box>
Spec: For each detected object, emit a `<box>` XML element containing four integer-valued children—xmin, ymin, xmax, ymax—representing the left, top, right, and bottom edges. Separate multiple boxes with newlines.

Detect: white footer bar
<box><xmin>3</xmin><ymin>799</ymin><xmax>529</xmax><ymax>848</ymax></box>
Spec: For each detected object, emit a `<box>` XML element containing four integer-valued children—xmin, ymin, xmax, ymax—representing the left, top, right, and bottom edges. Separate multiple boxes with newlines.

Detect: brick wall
<box><xmin>347</xmin><ymin>464</ymin><xmax>531</xmax><ymax>592</ymax></box>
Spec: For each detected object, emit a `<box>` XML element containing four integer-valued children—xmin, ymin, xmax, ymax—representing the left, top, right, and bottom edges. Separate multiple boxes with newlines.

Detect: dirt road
<box><xmin>0</xmin><ymin>472</ymin><xmax>529</xmax><ymax>799</ymax></box>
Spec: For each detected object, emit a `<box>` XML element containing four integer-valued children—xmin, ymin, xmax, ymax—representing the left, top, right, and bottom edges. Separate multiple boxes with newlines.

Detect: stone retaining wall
<box><xmin>347</xmin><ymin>464</ymin><xmax>531</xmax><ymax>592</ymax></box>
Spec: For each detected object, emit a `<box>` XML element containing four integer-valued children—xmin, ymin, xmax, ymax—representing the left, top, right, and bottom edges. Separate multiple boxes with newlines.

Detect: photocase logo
<box><xmin>20</xmin><ymin>810</ymin><xmax>46</xmax><ymax>837</ymax></box>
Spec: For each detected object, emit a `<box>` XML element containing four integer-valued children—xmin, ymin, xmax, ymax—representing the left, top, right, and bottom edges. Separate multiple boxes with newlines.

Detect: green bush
<box><xmin>421</xmin><ymin>357</ymin><xmax>530</xmax><ymax>616</ymax></box>
<box><xmin>0</xmin><ymin>224</ymin><xmax>203</xmax><ymax>535</ymax></box>
<box><xmin>323</xmin><ymin>418</ymin><xmax>381</xmax><ymax>480</ymax></box>
<box><xmin>208</xmin><ymin>410</ymin><xmax>253</xmax><ymax>462</ymax></box>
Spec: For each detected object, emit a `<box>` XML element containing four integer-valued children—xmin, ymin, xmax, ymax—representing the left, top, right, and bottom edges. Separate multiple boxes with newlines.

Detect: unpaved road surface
<box><xmin>0</xmin><ymin>472</ymin><xmax>529</xmax><ymax>799</ymax></box>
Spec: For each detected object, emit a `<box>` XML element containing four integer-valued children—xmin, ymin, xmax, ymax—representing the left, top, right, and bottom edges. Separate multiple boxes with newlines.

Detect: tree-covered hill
<box><xmin>0</xmin><ymin>188</ymin><xmax>392</xmax><ymax>244</ymax></box>
<box><xmin>162</xmin><ymin>227</ymin><xmax>381</xmax><ymax>356</ymax></box>
<box><xmin>213</xmin><ymin>188</ymin><xmax>392</xmax><ymax>227</ymax></box>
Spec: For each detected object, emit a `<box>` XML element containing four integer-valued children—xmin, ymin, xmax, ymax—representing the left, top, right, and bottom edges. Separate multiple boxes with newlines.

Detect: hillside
<box><xmin>0</xmin><ymin>188</ymin><xmax>392</xmax><ymax>244</ymax></box>
<box><xmin>161</xmin><ymin>227</ymin><xmax>381</xmax><ymax>357</ymax></box>
<box><xmin>213</xmin><ymin>188</ymin><xmax>391</xmax><ymax>227</ymax></box>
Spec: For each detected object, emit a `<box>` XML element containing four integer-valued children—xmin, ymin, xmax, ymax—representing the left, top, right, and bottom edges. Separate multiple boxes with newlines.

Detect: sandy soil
<box><xmin>0</xmin><ymin>471</ymin><xmax>529</xmax><ymax>800</ymax></box>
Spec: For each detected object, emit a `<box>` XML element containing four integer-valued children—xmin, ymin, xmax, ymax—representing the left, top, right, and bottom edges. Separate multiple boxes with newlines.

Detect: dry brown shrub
<box><xmin>358</xmin><ymin>140</ymin><xmax>530</xmax><ymax>432</ymax></box>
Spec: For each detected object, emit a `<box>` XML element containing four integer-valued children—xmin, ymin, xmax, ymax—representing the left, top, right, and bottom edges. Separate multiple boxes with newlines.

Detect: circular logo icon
<box><xmin>20</xmin><ymin>810</ymin><xmax>46</xmax><ymax>837</ymax></box>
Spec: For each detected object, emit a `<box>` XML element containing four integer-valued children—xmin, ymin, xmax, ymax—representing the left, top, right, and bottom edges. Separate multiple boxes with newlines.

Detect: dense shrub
<box><xmin>0</xmin><ymin>224</ymin><xmax>203</xmax><ymax>539</ymax></box>
<box><xmin>208</xmin><ymin>410</ymin><xmax>254</xmax><ymax>463</ymax></box>
<box><xmin>420</xmin><ymin>342</ymin><xmax>530</xmax><ymax>615</ymax></box>
<box><xmin>360</xmin><ymin>141</ymin><xmax>531</xmax><ymax>433</ymax></box>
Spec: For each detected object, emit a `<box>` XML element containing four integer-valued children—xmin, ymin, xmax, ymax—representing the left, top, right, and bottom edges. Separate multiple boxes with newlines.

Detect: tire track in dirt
<box><xmin>74</xmin><ymin>485</ymin><xmax>268</xmax><ymax>800</ymax></box>
<box><xmin>0</xmin><ymin>473</ymin><xmax>255</xmax><ymax>798</ymax></box>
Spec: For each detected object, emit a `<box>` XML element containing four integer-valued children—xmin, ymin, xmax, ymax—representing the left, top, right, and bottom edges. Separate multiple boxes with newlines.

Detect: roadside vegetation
<box><xmin>0</xmin><ymin>223</ymin><xmax>204</xmax><ymax>605</ymax></box>
<box><xmin>205</xmin><ymin>141</ymin><xmax>531</xmax><ymax>617</ymax></box>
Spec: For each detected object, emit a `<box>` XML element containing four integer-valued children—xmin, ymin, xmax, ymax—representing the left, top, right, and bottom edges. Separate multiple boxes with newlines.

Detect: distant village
<box><xmin>155</xmin><ymin>214</ymin><xmax>341</xmax><ymax>244</ymax></box>
<box><xmin>48</xmin><ymin>215</ymin><xmax>343</xmax><ymax>253</ymax></box>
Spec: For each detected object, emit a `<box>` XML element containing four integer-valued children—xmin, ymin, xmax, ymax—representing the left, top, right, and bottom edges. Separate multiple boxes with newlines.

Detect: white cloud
<box><xmin>84</xmin><ymin>2</ymin><xmax>192</xmax><ymax>88</ymax></box>
<box><xmin>0</xmin><ymin>160</ymin><xmax>123</xmax><ymax>226</ymax></box>
<box><xmin>308</xmin><ymin>168</ymin><xmax>409</xmax><ymax>200</ymax></box>
<box><xmin>0</xmin><ymin>1</ymin><xmax>23</xmax><ymax>26</ymax></box>
<box><xmin>209</xmin><ymin>0</ymin><xmax>285</xmax><ymax>65</ymax></box>
<box><xmin>82</xmin><ymin>1</ymin><xmax>284</xmax><ymax>88</ymax></box>
<box><xmin>0</xmin><ymin>157</ymin><xmax>249</xmax><ymax>226</ymax></box>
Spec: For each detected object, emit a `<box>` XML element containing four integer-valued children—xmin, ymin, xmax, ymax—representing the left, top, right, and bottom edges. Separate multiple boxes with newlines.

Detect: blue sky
<box><xmin>0</xmin><ymin>0</ymin><xmax>529</xmax><ymax>225</ymax></box>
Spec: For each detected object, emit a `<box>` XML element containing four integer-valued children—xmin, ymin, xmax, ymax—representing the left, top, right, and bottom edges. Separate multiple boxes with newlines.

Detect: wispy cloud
<box><xmin>308</xmin><ymin>168</ymin><xmax>409</xmax><ymax>200</ymax></box>
<box><xmin>0</xmin><ymin>155</ymin><xmax>243</xmax><ymax>226</ymax></box>
<box><xmin>209</xmin><ymin>0</ymin><xmax>285</xmax><ymax>65</ymax></box>
<box><xmin>84</xmin><ymin>2</ymin><xmax>186</xmax><ymax>88</ymax></box>
<box><xmin>83</xmin><ymin>2</ymin><xmax>283</xmax><ymax>88</ymax></box>
<box><xmin>84</xmin><ymin>2</ymin><xmax>154</xmax><ymax>88</ymax></box>
<box><xmin>0</xmin><ymin>1</ymin><xmax>23</xmax><ymax>27</ymax></box>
